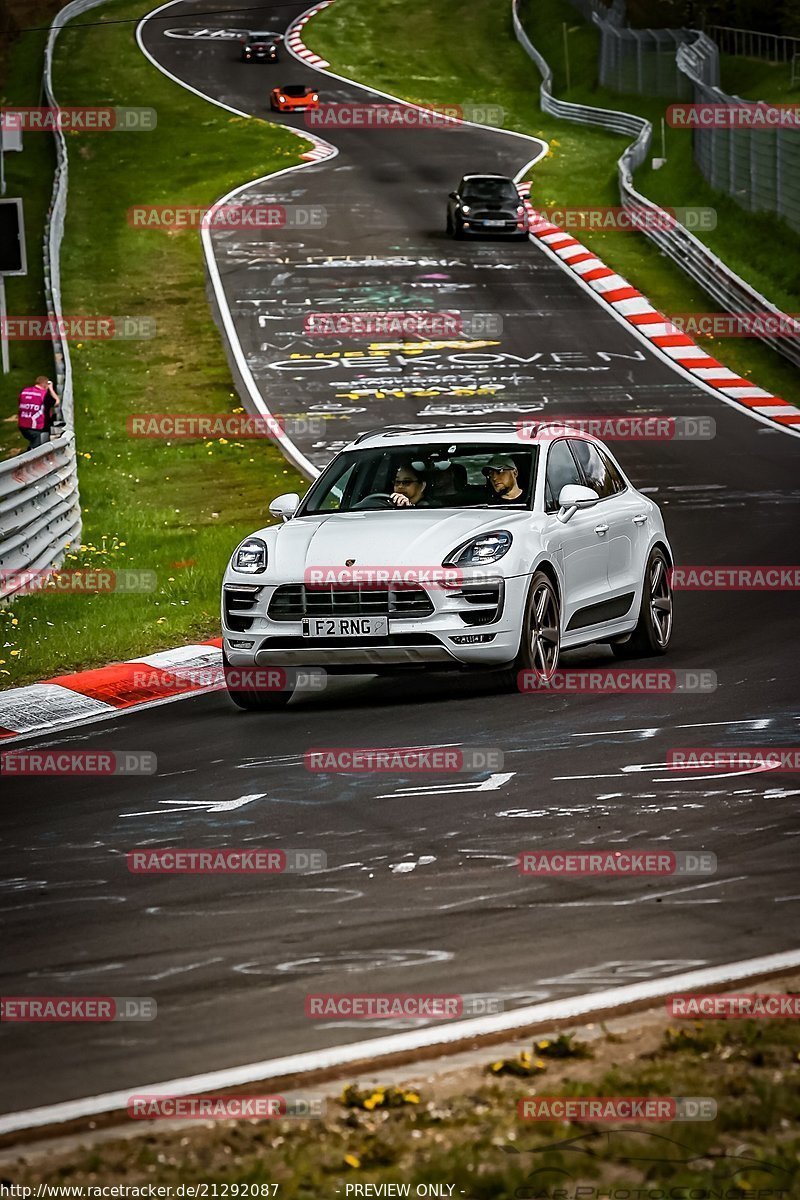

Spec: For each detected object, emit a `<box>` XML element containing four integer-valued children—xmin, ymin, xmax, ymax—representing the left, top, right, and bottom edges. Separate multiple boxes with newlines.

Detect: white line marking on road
<box><xmin>144</xmin><ymin>957</ymin><xmax>224</xmax><ymax>982</ymax></box>
<box><xmin>675</xmin><ymin>718</ymin><xmax>774</xmax><ymax>729</ymax></box>
<box><xmin>120</xmin><ymin>794</ymin><xmax>266</xmax><ymax>817</ymax></box>
<box><xmin>376</xmin><ymin>772</ymin><xmax>515</xmax><ymax>798</ymax></box>
<box><xmin>4</xmin><ymin>949</ymin><xmax>798</xmax><ymax>1136</ymax></box>
<box><xmin>575</xmin><ymin>728</ymin><xmax>660</xmax><ymax>737</ymax></box>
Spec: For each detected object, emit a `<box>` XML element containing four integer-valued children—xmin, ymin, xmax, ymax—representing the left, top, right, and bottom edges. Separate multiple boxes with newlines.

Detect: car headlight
<box><xmin>311</xmin><ymin>93</ymin><xmax>319</xmax><ymax>100</ymax></box>
<box><xmin>278</xmin><ymin>94</ymin><xmax>286</xmax><ymax>102</ymax></box>
<box><xmin>443</xmin><ymin>531</ymin><xmax>512</xmax><ymax>567</ymax></box>
<box><xmin>233</xmin><ymin>537</ymin><xmax>268</xmax><ymax>574</ymax></box>
<box><xmin>461</xmin><ymin>204</ymin><xmax>471</xmax><ymax>214</ymax></box>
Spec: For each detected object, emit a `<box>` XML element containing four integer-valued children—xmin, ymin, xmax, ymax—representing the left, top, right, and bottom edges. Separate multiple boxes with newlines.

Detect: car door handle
<box><xmin>632</xmin><ymin>514</ymin><xmax>648</xmax><ymax>526</ymax></box>
<box><xmin>594</xmin><ymin>523</ymin><xmax>609</xmax><ymax>536</ymax></box>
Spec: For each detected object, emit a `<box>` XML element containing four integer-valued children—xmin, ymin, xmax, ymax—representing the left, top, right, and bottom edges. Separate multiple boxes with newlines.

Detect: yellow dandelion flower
<box><xmin>344</xmin><ymin>1155</ymin><xmax>361</xmax><ymax>1169</ymax></box>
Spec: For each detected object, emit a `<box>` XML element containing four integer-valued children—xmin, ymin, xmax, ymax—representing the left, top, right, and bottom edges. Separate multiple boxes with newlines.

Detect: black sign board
<box><xmin>0</xmin><ymin>198</ymin><xmax>27</xmax><ymax>275</ymax></box>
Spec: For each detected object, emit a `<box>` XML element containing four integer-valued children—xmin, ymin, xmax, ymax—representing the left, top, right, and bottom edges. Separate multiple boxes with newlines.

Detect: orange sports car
<box><xmin>270</xmin><ymin>84</ymin><xmax>320</xmax><ymax>113</ymax></box>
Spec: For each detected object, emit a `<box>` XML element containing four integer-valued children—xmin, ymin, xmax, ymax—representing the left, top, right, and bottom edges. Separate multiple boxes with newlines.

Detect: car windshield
<box><xmin>248</xmin><ymin>32</ymin><xmax>279</xmax><ymax>41</ymax></box>
<box><xmin>282</xmin><ymin>85</ymin><xmax>313</xmax><ymax>97</ymax></box>
<box><xmin>298</xmin><ymin>444</ymin><xmax>538</xmax><ymax>514</ymax></box>
<box><xmin>462</xmin><ymin>178</ymin><xmax>519</xmax><ymax>203</ymax></box>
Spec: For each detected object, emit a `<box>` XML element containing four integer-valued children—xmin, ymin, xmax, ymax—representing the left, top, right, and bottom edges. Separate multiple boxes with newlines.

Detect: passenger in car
<box><xmin>482</xmin><ymin>455</ymin><xmax>524</xmax><ymax>503</ymax></box>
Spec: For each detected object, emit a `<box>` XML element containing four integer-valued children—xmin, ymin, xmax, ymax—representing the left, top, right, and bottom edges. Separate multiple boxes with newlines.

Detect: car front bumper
<box><xmin>461</xmin><ymin>218</ymin><xmax>527</xmax><ymax>235</ymax></box>
<box><xmin>221</xmin><ymin>573</ymin><xmax>530</xmax><ymax>672</ymax></box>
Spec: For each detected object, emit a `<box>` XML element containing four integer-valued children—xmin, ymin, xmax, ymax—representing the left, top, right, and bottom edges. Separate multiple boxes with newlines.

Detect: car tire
<box><xmin>223</xmin><ymin>649</ymin><xmax>293</xmax><ymax>711</ymax></box>
<box><xmin>505</xmin><ymin>570</ymin><xmax>561</xmax><ymax>690</ymax></box>
<box><xmin>446</xmin><ymin>212</ymin><xmax>453</xmax><ymax>235</ymax></box>
<box><xmin>453</xmin><ymin>218</ymin><xmax>464</xmax><ymax>240</ymax></box>
<box><xmin>611</xmin><ymin>547</ymin><xmax>673</xmax><ymax>659</ymax></box>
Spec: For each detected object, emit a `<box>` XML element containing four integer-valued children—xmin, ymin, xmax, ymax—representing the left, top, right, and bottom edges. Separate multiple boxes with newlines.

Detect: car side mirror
<box><xmin>518</xmin><ymin>186</ymin><xmax>530</xmax><ymax>200</ymax></box>
<box><xmin>557</xmin><ymin>483</ymin><xmax>599</xmax><ymax>523</ymax></box>
<box><xmin>448</xmin><ymin>192</ymin><xmax>458</xmax><ymax>200</ymax></box>
<box><xmin>269</xmin><ymin>492</ymin><xmax>300</xmax><ymax>522</ymax></box>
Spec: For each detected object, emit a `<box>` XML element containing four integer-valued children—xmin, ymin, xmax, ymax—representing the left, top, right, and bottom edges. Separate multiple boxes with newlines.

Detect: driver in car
<box><xmin>482</xmin><ymin>455</ymin><xmax>524</xmax><ymax>503</ymax></box>
<box><xmin>390</xmin><ymin>461</ymin><xmax>429</xmax><ymax>507</ymax></box>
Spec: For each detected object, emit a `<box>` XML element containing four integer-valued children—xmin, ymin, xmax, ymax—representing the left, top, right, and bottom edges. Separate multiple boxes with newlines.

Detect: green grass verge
<box><xmin>10</xmin><ymin>1016</ymin><xmax>800</xmax><ymax>1194</ymax></box>
<box><xmin>1</xmin><ymin>0</ymin><xmax>311</xmax><ymax>688</ymax></box>
<box><xmin>719</xmin><ymin>51</ymin><xmax>800</xmax><ymax>103</ymax></box>
<box><xmin>305</xmin><ymin>0</ymin><xmax>800</xmax><ymax>409</ymax></box>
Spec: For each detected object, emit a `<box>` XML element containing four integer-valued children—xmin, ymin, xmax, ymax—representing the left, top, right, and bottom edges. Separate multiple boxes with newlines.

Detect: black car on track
<box><xmin>240</xmin><ymin>31</ymin><xmax>282</xmax><ymax>62</ymax></box>
<box><xmin>446</xmin><ymin>174</ymin><xmax>530</xmax><ymax>239</ymax></box>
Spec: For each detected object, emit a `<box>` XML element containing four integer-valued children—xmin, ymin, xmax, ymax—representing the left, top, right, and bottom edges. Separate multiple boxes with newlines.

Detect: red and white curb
<box><xmin>518</xmin><ymin>188</ymin><xmax>800</xmax><ymax>435</ymax></box>
<box><xmin>301</xmin><ymin>141</ymin><xmax>335</xmax><ymax>162</ymax></box>
<box><xmin>285</xmin><ymin>0</ymin><xmax>333</xmax><ymax>69</ymax></box>
<box><xmin>0</xmin><ymin>638</ymin><xmax>223</xmax><ymax>742</ymax></box>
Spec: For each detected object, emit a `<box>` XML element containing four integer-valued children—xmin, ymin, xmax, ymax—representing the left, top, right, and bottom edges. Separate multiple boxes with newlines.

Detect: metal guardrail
<box><xmin>0</xmin><ymin>432</ymin><xmax>82</xmax><ymax>600</ymax></box>
<box><xmin>0</xmin><ymin>0</ymin><xmax>110</xmax><ymax>601</ymax></box>
<box><xmin>706</xmin><ymin>25</ymin><xmax>800</xmax><ymax>65</ymax></box>
<box><xmin>512</xmin><ymin>0</ymin><xmax>800</xmax><ymax>371</ymax></box>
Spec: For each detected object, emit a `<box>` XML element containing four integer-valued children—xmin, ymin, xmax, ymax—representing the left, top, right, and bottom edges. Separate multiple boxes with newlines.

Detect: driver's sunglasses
<box><xmin>394</xmin><ymin>477</ymin><xmax>417</xmax><ymax>486</ymax></box>
<box><xmin>485</xmin><ymin>466</ymin><xmax>512</xmax><ymax>475</ymax></box>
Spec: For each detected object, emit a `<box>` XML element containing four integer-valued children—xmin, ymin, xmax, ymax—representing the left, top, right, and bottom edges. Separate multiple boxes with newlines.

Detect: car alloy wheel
<box><xmin>611</xmin><ymin>547</ymin><xmax>673</xmax><ymax>659</ymax></box>
<box><xmin>648</xmin><ymin>552</ymin><xmax>673</xmax><ymax>648</ymax></box>
<box><xmin>513</xmin><ymin>569</ymin><xmax>561</xmax><ymax>683</ymax></box>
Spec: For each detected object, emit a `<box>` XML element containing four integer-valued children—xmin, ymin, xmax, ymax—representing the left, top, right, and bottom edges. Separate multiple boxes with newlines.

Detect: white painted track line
<box><xmin>2</xmin><ymin>949</ymin><xmax>799</xmax><ymax>1138</ymax></box>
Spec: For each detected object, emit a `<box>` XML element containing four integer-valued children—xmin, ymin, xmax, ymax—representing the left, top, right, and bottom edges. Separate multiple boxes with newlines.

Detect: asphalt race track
<box><xmin>1</xmin><ymin>0</ymin><xmax>799</xmax><ymax>1119</ymax></box>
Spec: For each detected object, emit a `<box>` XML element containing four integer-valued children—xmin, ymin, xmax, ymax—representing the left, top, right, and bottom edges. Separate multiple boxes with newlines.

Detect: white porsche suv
<box><xmin>221</xmin><ymin>424</ymin><xmax>674</xmax><ymax>709</ymax></box>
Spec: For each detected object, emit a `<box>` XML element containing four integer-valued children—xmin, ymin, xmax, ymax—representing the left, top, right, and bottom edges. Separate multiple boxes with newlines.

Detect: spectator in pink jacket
<box><xmin>18</xmin><ymin>376</ymin><xmax>62</xmax><ymax>450</ymax></box>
